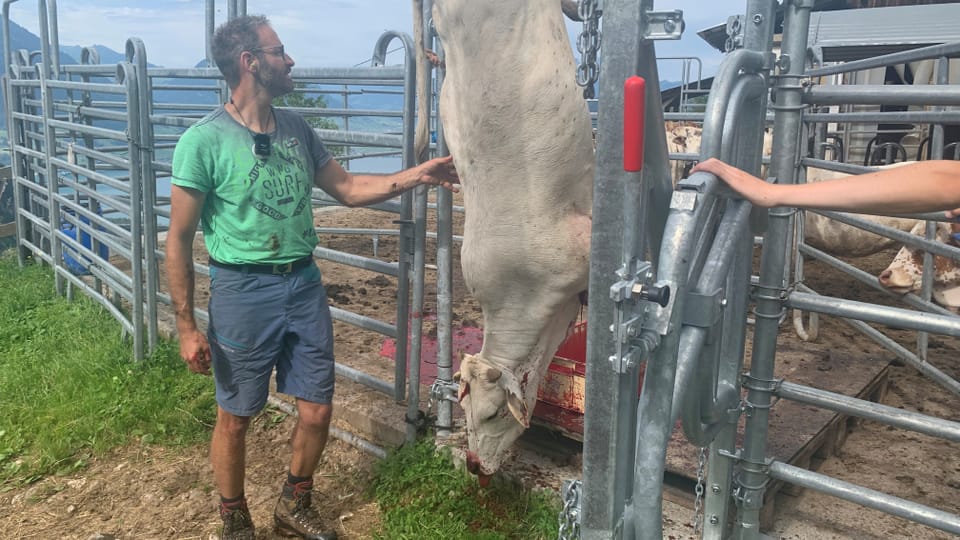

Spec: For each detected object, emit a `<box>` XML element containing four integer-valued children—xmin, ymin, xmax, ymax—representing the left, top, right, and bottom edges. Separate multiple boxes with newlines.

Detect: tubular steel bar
<box><xmin>804</xmin><ymin>40</ymin><xmax>960</xmax><ymax>78</ymax></box>
<box><xmin>369</xmin><ymin>30</ymin><xmax>419</xmax><ymax>404</ymax></box>
<box><xmin>774</xmin><ymin>380</ymin><xmax>960</xmax><ymax>441</ymax></box>
<box><xmin>425</xmin><ymin>0</ymin><xmax>457</xmax><ymax>439</ymax></box>
<box><xmin>128</xmin><ymin>37</ymin><xmax>160</xmax><ymax>354</ymax></box>
<box><xmin>786</xmin><ymin>292</ymin><xmax>960</xmax><ymax>338</ymax></box>
<box><xmin>803</xmin><ymin>84</ymin><xmax>960</xmax><ymax>106</ymax></box>
<box><xmin>768</xmin><ymin>461</ymin><xmax>960</xmax><ymax>536</ymax></box>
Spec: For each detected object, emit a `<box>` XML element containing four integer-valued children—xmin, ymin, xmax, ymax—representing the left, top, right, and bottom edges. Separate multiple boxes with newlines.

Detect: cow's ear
<box><xmin>500</xmin><ymin>372</ymin><xmax>530</xmax><ymax>428</ymax></box>
<box><xmin>460</xmin><ymin>354</ymin><xmax>476</xmax><ymax>379</ymax></box>
<box><xmin>506</xmin><ymin>392</ymin><xmax>529</xmax><ymax>428</ymax></box>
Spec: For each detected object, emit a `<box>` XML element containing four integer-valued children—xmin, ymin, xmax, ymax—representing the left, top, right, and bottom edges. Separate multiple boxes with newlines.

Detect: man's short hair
<box><xmin>212</xmin><ymin>14</ymin><xmax>269</xmax><ymax>88</ymax></box>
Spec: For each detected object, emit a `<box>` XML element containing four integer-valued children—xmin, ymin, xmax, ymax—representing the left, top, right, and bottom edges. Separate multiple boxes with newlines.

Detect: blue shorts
<box><xmin>207</xmin><ymin>262</ymin><xmax>335</xmax><ymax>416</ymax></box>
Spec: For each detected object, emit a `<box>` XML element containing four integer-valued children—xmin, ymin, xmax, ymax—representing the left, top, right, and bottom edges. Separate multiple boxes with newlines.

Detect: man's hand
<box><xmin>178</xmin><ymin>328</ymin><xmax>211</xmax><ymax>375</ymax></box>
<box><xmin>416</xmin><ymin>155</ymin><xmax>460</xmax><ymax>193</ymax></box>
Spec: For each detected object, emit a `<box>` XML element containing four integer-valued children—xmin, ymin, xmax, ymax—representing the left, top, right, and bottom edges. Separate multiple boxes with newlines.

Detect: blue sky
<box><xmin>7</xmin><ymin>0</ymin><xmax>745</xmax><ymax>81</ymax></box>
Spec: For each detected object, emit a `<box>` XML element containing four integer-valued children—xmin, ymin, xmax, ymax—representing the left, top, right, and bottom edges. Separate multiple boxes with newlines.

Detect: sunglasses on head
<box><xmin>252</xmin><ymin>133</ymin><xmax>271</xmax><ymax>160</ymax></box>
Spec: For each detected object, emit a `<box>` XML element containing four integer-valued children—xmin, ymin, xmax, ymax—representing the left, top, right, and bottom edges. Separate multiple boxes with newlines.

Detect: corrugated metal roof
<box><xmin>809</xmin><ymin>3</ymin><xmax>960</xmax><ymax>62</ymax></box>
<box><xmin>696</xmin><ymin>3</ymin><xmax>960</xmax><ymax>63</ymax></box>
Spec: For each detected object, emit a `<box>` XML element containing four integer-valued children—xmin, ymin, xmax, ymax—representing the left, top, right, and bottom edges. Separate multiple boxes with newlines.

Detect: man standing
<box><xmin>165</xmin><ymin>15</ymin><xmax>458</xmax><ymax>540</ymax></box>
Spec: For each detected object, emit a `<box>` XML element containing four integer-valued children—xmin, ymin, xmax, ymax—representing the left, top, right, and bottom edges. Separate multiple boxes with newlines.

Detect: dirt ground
<box><xmin>0</xmin><ymin>204</ymin><xmax>958</xmax><ymax>539</ymax></box>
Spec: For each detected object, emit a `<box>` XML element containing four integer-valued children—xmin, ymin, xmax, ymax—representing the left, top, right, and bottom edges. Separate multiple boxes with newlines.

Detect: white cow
<box><xmin>418</xmin><ymin>0</ymin><xmax>593</xmax><ymax>482</ymax></box>
<box><xmin>801</xmin><ymin>163</ymin><xmax>920</xmax><ymax>257</ymax></box>
<box><xmin>878</xmin><ymin>221</ymin><xmax>960</xmax><ymax>311</ymax></box>
<box><xmin>793</xmin><ymin>163</ymin><xmax>921</xmax><ymax>340</ymax></box>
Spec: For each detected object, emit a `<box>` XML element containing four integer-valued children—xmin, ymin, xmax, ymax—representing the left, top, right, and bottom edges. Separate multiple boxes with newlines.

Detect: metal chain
<box><xmin>558</xmin><ymin>480</ymin><xmax>581</xmax><ymax>540</ymax></box>
<box><xmin>575</xmin><ymin>0</ymin><xmax>602</xmax><ymax>99</ymax></box>
<box><xmin>692</xmin><ymin>446</ymin><xmax>707</xmax><ymax>535</ymax></box>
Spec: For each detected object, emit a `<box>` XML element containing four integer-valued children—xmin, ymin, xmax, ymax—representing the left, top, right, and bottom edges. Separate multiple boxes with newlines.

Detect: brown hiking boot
<box><xmin>274</xmin><ymin>481</ymin><xmax>338</xmax><ymax>540</ymax></box>
<box><xmin>219</xmin><ymin>499</ymin><xmax>255</xmax><ymax>540</ymax></box>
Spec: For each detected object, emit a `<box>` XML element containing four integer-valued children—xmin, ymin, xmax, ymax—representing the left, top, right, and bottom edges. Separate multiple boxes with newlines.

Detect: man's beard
<box><xmin>255</xmin><ymin>66</ymin><xmax>295</xmax><ymax>97</ymax></box>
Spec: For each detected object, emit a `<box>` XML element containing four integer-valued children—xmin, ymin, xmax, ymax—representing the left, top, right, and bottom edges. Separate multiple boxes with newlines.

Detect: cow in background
<box><xmin>666</xmin><ymin>122</ymin><xmax>773</xmax><ymax>185</ymax></box>
<box><xmin>791</xmin><ymin>163</ymin><xmax>923</xmax><ymax>340</ymax></box>
<box><xmin>415</xmin><ymin>0</ymin><xmax>593</xmax><ymax>483</ymax></box>
<box><xmin>801</xmin><ymin>164</ymin><xmax>920</xmax><ymax>257</ymax></box>
<box><xmin>878</xmin><ymin>221</ymin><xmax>960</xmax><ymax>312</ymax></box>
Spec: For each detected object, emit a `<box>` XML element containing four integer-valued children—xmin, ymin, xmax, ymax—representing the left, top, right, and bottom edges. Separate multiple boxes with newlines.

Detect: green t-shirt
<box><xmin>171</xmin><ymin>106</ymin><xmax>332</xmax><ymax>264</ymax></box>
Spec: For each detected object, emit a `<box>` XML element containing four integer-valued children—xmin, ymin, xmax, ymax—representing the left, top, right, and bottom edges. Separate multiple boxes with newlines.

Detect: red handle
<box><xmin>623</xmin><ymin>76</ymin><xmax>646</xmax><ymax>172</ymax></box>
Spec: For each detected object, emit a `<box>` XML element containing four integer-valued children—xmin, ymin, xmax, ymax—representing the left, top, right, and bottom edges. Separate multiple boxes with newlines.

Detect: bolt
<box><xmin>711</xmin><ymin>484</ymin><xmax>721</xmax><ymax>493</ymax></box>
<box><xmin>710</xmin><ymin>515</ymin><xmax>720</xmax><ymax>525</ymax></box>
<box><xmin>664</xmin><ymin>20</ymin><xmax>676</xmax><ymax>33</ymax></box>
<box><xmin>753</xmin><ymin>14</ymin><xmax>763</xmax><ymax>24</ymax></box>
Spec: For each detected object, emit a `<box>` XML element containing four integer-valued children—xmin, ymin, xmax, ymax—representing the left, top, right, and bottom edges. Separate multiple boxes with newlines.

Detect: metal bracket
<box><xmin>776</xmin><ymin>53</ymin><xmax>792</xmax><ymax>73</ymax></box>
<box><xmin>608</xmin><ymin>346</ymin><xmax>643</xmax><ymax>375</ymax></box>
<box><xmin>740</xmin><ymin>373</ymin><xmax>782</xmax><ymax>393</ymax></box>
<box><xmin>429</xmin><ymin>379</ymin><xmax>459</xmax><ymax>404</ymax></box>
<box><xmin>609</xmin><ymin>260</ymin><xmax>671</xmax><ymax>374</ymax></box>
<box><xmin>682</xmin><ymin>288</ymin><xmax>724</xmax><ymax>328</ymax></box>
<box><xmin>725</xmin><ymin>14</ymin><xmax>745</xmax><ymax>52</ymax></box>
<box><xmin>610</xmin><ymin>261</ymin><xmax>671</xmax><ymax>309</ymax></box>
<box><xmin>642</xmin><ymin>9</ymin><xmax>684</xmax><ymax>40</ymax></box>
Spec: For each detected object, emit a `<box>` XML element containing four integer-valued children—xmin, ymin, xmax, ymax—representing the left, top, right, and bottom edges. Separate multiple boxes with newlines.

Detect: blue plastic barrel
<box><xmin>61</xmin><ymin>214</ymin><xmax>109</xmax><ymax>275</ymax></box>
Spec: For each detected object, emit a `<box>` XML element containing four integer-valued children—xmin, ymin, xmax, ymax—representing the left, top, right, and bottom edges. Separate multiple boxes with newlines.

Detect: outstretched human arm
<box><xmin>692</xmin><ymin>158</ymin><xmax>960</xmax><ymax>215</ymax></box>
<box><xmin>165</xmin><ymin>184</ymin><xmax>211</xmax><ymax>375</ymax></box>
<box><xmin>313</xmin><ymin>155</ymin><xmax>459</xmax><ymax>207</ymax></box>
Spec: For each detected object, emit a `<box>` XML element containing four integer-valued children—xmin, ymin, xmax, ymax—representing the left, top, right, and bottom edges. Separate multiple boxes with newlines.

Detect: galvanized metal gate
<box><xmin>0</xmin><ymin>0</ymin><xmax>433</xmax><ymax>421</ymax></box>
<box><xmin>569</xmin><ymin>1</ymin><xmax>960</xmax><ymax>539</ymax></box>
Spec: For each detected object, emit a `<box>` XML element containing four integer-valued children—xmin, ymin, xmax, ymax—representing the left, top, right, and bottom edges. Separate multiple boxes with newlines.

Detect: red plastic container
<box><xmin>534</xmin><ymin>320</ymin><xmax>646</xmax><ymax>439</ymax></box>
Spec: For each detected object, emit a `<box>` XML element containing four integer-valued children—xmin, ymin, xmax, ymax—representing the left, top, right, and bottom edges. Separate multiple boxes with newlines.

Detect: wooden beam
<box><xmin>0</xmin><ymin>221</ymin><xmax>16</xmax><ymax>238</ymax></box>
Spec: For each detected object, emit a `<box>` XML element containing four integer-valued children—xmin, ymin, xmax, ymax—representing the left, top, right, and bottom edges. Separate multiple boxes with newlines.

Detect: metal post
<box><xmin>118</xmin><ymin>62</ymin><xmax>145</xmax><ymax>361</ymax></box>
<box><xmin>127</xmin><ymin>37</ymin><xmax>159</xmax><ymax>354</ymax></box>
<box><xmin>424</xmin><ymin>0</ymin><xmax>456</xmax><ymax>439</ymax></box>
<box><xmin>732</xmin><ymin>1</ymin><xmax>812</xmax><ymax>537</ymax></box>
<box><xmin>582</xmin><ymin>0</ymin><xmax>647</xmax><ymax>535</ymax></box>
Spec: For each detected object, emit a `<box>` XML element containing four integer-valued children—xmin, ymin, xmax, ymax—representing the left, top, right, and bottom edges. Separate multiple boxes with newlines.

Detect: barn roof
<box><xmin>696</xmin><ymin>2</ymin><xmax>960</xmax><ymax>63</ymax></box>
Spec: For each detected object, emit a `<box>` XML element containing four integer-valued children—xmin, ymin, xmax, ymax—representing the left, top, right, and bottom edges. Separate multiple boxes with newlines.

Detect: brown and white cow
<box><xmin>878</xmin><ymin>220</ymin><xmax>960</xmax><ymax>311</ymax></box>
<box><xmin>417</xmin><ymin>0</ymin><xmax>594</xmax><ymax>482</ymax></box>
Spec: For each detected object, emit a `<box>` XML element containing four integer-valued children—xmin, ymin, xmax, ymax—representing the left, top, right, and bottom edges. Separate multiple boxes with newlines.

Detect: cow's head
<box><xmin>455</xmin><ymin>353</ymin><xmax>530</xmax><ymax>486</ymax></box>
<box><xmin>878</xmin><ymin>221</ymin><xmax>960</xmax><ymax>311</ymax></box>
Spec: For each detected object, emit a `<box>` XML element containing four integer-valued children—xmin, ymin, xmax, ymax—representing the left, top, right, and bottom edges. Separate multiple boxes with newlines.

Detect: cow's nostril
<box><xmin>878</xmin><ymin>269</ymin><xmax>892</xmax><ymax>284</ymax></box>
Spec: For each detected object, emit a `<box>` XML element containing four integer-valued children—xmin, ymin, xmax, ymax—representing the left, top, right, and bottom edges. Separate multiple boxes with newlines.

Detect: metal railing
<box><xmin>1</xmin><ymin>1</ymin><xmax>432</xmax><ymax>411</ymax></box>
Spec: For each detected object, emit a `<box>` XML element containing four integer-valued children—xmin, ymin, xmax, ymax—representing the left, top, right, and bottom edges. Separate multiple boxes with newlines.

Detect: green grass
<box><xmin>372</xmin><ymin>439</ymin><xmax>561</xmax><ymax>539</ymax></box>
<box><xmin>0</xmin><ymin>252</ymin><xmax>216</xmax><ymax>489</ymax></box>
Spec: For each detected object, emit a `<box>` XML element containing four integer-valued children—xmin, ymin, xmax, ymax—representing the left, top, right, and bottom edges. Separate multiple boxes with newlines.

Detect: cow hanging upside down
<box><xmin>415</xmin><ymin>0</ymin><xmax>594</xmax><ymax>483</ymax></box>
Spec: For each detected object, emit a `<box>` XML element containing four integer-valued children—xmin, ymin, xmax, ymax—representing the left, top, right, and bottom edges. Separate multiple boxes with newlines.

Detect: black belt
<box><xmin>208</xmin><ymin>255</ymin><xmax>313</xmax><ymax>275</ymax></box>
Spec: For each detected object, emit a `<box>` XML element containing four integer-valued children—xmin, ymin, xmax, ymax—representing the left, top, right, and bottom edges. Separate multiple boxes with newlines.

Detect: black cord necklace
<box><xmin>230</xmin><ymin>98</ymin><xmax>274</xmax><ymax>160</ymax></box>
